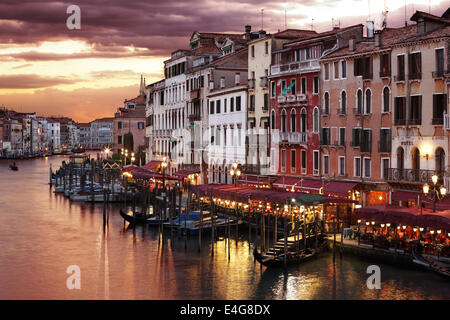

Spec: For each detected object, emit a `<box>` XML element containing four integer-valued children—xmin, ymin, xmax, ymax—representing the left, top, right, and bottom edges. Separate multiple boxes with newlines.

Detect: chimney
<box><xmin>259</xmin><ymin>30</ymin><xmax>267</xmax><ymax>38</ymax></box>
<box><xmin>366</xmin><ymin>20</ymin><xmax>374</xmax><ymax>38</ymax></box>
<box><xmin>349</xmin><ymin>38</ymin><xmax>355</xmax><ymax>52</ymax></box>
<box><xmin>374</xmin><ymin>30</ymin><xmax>381</xmax><ymax>48</ymax></box>
<box><xmin>245</xmin><ymin>25</ymin><xmax>251</xmax><ymax>34</ymax></box>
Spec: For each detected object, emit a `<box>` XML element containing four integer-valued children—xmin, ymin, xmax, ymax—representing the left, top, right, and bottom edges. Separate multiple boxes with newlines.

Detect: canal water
<box><xmin>0</xmin><ymin>155</ymin><xmax>449</xmax><ymax>300</ymax></box>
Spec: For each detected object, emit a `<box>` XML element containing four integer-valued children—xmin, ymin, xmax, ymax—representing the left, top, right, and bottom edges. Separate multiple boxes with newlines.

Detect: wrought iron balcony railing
<box><xmin>387</xmin><ymin>168</ymin><xmax>445</xmax><ymax>184</ymax></box>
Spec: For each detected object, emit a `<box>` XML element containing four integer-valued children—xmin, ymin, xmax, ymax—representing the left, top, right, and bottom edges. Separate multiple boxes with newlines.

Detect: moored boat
<box><xmin>253</xmin><ymin>247</ymin><xmax>317</xmax><ymax>268</ymax></box>
<box><xmin>120</xmin><ymin>209</ymin><xmax>151</xmax><ymax>225</ymax></box>
<box><xmin>412</xmin><ymin>251</ymin><xmax>450</xmax><ymax>278</ymax></box>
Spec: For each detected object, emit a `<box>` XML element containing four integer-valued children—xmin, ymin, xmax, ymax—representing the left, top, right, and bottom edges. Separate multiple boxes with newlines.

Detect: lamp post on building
<box><xmin>131</xmin><ymin>152</ymin><xmax>135</xmax><ymax>165</ymax></box>
<box><xmin>161</xmin><ymin>156</ymin><xmax>168</xmax><ymax>190</ymax></box>
<box><xmin>104</xmin><ymin>147</ymin><xmax>111</xmax><ymax>160</ymax></box>
<box><xmin>423</xmin><ymin>174</ymin><xmax>447</xmax><ymax>213</ymax></box>
<box><xmin>229</xmin><ymin>162</ymin><xmax>241</xmax><ymax>187</ymax></box>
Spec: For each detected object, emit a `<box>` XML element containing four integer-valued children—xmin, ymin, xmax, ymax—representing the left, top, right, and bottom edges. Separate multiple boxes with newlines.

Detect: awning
<box><xmin>142</xmin><ymin>160</ymin><xmax>161</xmax><ymax>172</ymax></box>
<box><xmin>391</xmin><ymin>190</ymin><xmax>423</xmax><ymax>202</ymax></box>
<box><xmin>273</xmin><ymin>176</ymin><xmax>302</xmax><ymax>189</ymax></box>
<box><xmin>323</xmin><ymin>181</ymin><xmax>358</xmax><ymax>197</ymax></box>
<box><xmin>122</xmin><ymin>165</ymin><xmax>138</xmax><ymax>172</ymax></box>
<box><xmin>294</xmin><ymin>179</ymin><xmax>323</xmax><ymax>193</ymax></box>
<box><xmin>238</xmin><ymin>176</ymin><xmax>270</xmax><ymax>186</ymax></box>
<box><xmin>293</xmin><ymin>194</ymin><xmax>326</xmax><ymax>206</ymax></box>
<box><xmin>174</xmin><ymin>169</ymin><xmax>200</xmax><ymax>178</ymax></box>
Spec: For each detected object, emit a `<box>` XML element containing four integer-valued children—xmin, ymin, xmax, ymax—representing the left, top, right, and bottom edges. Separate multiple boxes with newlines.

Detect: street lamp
<box><xmin>229</xmin><ymin>162</ymin><xmax>241</xmax><ymax>187</ymax></box>
<box><xmin>423</xmin><ymin>174</ymin><xmax>447</xmax><ymax>212</ymax></box>
<box><xmin>104</xmin><ymin>147</ymin><xmax>111</xmax><ymax>159</ymax></box>
<box><xmin>161</xmin><ymin>156</ymin><xmax>168</xmax><ymax>189</ymax></box>
<box><xmin>131</xmin><ymin>152</ymin><xmax>135</xmax><ymax>164</ymax></box>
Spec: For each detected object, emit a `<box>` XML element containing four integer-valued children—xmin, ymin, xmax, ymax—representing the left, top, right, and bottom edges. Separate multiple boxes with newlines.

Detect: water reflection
<box><xmin>0</xmin><ymin>155</ymin><xmax>449</xmax><ymax>299</ymax></box>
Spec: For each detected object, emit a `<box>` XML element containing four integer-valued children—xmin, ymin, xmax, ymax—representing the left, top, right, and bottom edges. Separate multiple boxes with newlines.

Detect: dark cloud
<box><xmin>0</xmin><ymin>74</ymin><xmax>78</xmax><ymax>88</ymax></box>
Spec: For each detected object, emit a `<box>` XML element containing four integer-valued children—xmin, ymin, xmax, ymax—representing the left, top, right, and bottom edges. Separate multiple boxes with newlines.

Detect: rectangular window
<box><xmin>210</xmin><ymin>101</ymin><xmax>215</xmax><ymax>114</ymax></box>
<box><xmin>263</xmin><ymin>93</ymin><xmax>269</xmax><ymax>111</ymax></box>
<box><xmin>138</xmin><ymin>122</ymin><xmax>144</xmax><ymax>130</ymax></box>
<box><xmin>435</xmin><ymin>48</ymin><xmax>444</xmax><ymax>76</ymax></box>
<box><xmin>354</xmin><ymin>158</ymin><xmax>361</xmax><ymax>177</ymax></box>
<box><xmin>210</xmin><ymin>126</ymin><xmax>214</xmax><ymax>144</ymax></box>
<box><xmin>409</xmin><ymin>95</ymin><xmax>422</xmax><ymax>125</ymax></box>
<box><xmin>216</xmin><ymin>127</ymin><xmax>220</xmax><ymax>146</ymax></box>
<box><xmin>339</xmin><ymin>157</ymin><xmax>345</xmax><ymax>176</ymax></box>
<box><xmin>301</xmin><ymin>78</ymin><xmax>306</xmax><ymax>94</ymax></box>
<box><xmin>251</xmin><ymin>45</ymin><xmax>255</xmax><ymax>58</ymax></box>
<box><xmin>249</xmin><ymin>95</ymin><xmax>255</xmax><ymax>111</ymax></box>
<box><xmin>351</xmin><ymin>128</ymin><xmax>361</xmax><ymax>147</ymax></box>
<box><xmin>433</xmin><ymin>94</ymin><xmax>447</xmax><ymax>125</ymax></box>
<box><xmin>236</xmin><ymin>96</ymin><xmax>241</xmax><ymax>111</ymax></box>
<box><xmin>224</xmin><ymin>127</ymin><xmax>227</xmax><ymax>146</ymax></box>
<box><xmin>265</xmin><ymin>41</ymin><xmax>269</xmax><ymax>55</ymax></box>
<box><xmin>339</xmin><ymin>127</ymin><xmax>345</xmax><ymax>146</ymax></box>
<box><xmin>334</xmin><ymin>61</ymin><xmax>339</xmax><ymax>79</ymax></box>
<box><xmin>224</xmin><ymin>99</ymin><xmax>227</xmax><ymax>113</ymax></box>
<box><xmin>397</xmin><ymin>55</ymin><xmax>405</xmax><ymax>81</ymax></box>
<box><xmin>271</xmin><ymin>81</ymin><xmax>275</xmax><ymax>97</ymax></box>
<box><xmin>281</xmin><ymin>80</ymin><xmax>287</xmax><ymax>92</ymax></box>
<box><xmin>323</xmin><ymin>155</ymin><xmax>329</xmax><ymax>175</ymax></box>
<box><xmin>186</xmin><ymin>80</ymin><xmax>189</xmax><ymax>91</ymax></box>
<box><xmin>379</xmin><ymin>129</ymin><xmax>391</xmax><ymax>153</ymax></box>
<box><xmin>313</xmin><ymin>150</ymin><xmax>319</xmax><ymax>175</ymax></box>
<box><xmin>381</xmin><ymin>158</ymin><xmax>390</xmax><ymax>179</ymax></box>
<box><xmin>354</xmin><ymin>58</ymin><xmax>363</xmax><ymax>76</ymax></box>
<box><xmin>320</xmin><ymin>127</ymin><xmax>330</xmax><ymax>145</ymax></box>
<box><xmin>361</xmin><ymin>129</ymin><xmax>372</xmax><ymax>152</ymax></box>
<box><xmin>394</xmin><ymin>97</ymin><xmax>406</xmax><ymax>125</ymax></box>
<box><xmin>230</xmin><ymin>97</ymin><xmax>235</xmax><ymax>112</ymax></box>
<box><xmin>291</xmin><ymin>79</ymin><xmax>296</xmax><ymax>95</ymax></box>
<box><xmin>281</xmin><ymin>149</ymin><xmax>286</xmax><ymax>171</ymax></box>
<box><xmin>118</xmin><ymin>135</ymin><xmax>122</xmax><ymax>144</ymax></box>
<box><xmin>216</xmin><ymin>100</ymin><xmax>221</xmax><ymax>114</ymax></box>
<box><xmin>364</xmin><ymin>158</ymin><xmax>371</xmax><ymax>178</ymax></box>
<box><xmin>118</xmin><ymin>122</ymin><xmax>122</xmax><ymax>130</ymax></box>
<box><xmin>380</xmin><ymin>53</ymin><xmax>391</xmax><ymax>76</ymax></box>
<box><xmin>324</xmin><ymin>63</ymin><xmax>329</xmax><ymax>80</ymax></box>
<box><xmin>291</xmin><ymin>150</ymin><xmax>296</xmax><ymax>172</ymax></box>
<box><xmin>409</xmin><ymin>52</ymin><xmax>422</xmax><ymax>80</ymax></box>
<box><xmin>313</xmin><ymin>76</ymin><xmax>319</xmax><ymax>94</ymax></box>
<box><xmin>341</xmin><ymin>60</ymin><xmax>346</xmax><ymax>78</ymax></box>
<box><xmin>301</xmin><ymin>150</ymin><xmax>306</xmax><ymax>169</ymax></box>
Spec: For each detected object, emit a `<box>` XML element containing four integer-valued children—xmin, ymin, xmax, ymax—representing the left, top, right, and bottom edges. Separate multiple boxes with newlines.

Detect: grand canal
<box><xmin>0</xmin><ymin>154</ymin><xmax>449</xmax><ymax>300</ymax></box>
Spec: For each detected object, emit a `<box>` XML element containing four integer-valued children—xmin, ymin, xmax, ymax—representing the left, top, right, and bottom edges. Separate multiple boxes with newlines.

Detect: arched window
<box><xmin>313</xmin><ymin>107</ymin><xmax>319</xmax><ymax>133</ymax></box>
<box><xmin>290</xmin><ymin>109</ymin><xmax>296</xmax><ymax>132</ymax></box>
<box><xmin>356</xmin><ymin>89</ymin><xmax>362</xmax><ymax>114</ymax></box>
<box><xmin>383</xmin><ymin>87</ymin><xmax>390</xmax><ymax>113</ymax></box>
<box><xmin>412</xmin><ymin>147</ymin><xmax>420</xmax><ymax>181</ymax></box>
<box><xmin>341</xmin><ymin>91</ymin><xmax>347</xmax><ymax>114</ymax></box>
<box><xmin>365</xmin><ymin>89</ymin><xmax>372</xmax><ymax>114</ymax></box>
<box><xmin>436</xmin><ymin>148</ymin><xmax>445</xmax><ymax>173</ymax></box>
<box><xmin>301</xmin><ymin>108</ymin><xmax>307</xmax><ymax>133</ymax></box>
<box><xmin>324</xmin><ymin>92</ymin><xmax>330</xmax><ymax>114</ymax></box>
<box><xmin>271</xmin><ymin>110</ymin><xmax>276</xmax><ymax>130</ymax></box>
<box><xmin>281</xmin><ymin>109</ymin><xmax>287</xmax><ymax>133</ymax></box>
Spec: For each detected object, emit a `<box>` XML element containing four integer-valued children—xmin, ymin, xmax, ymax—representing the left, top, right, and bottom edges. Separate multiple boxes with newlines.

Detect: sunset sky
<box><xmin>0</xmin><ymin>0</ymin><xmax>448</xmax><ymax>122</ymax></box>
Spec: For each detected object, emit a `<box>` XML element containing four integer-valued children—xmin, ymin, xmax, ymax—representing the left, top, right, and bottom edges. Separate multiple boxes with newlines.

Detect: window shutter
<box><xmin>433</xmin><ymin>94</ymin><xmax>438</xmax><ymax>119</ymax></box>
<box><xmin>417</xmin><ymin>52</ymin><xmax>422</xmax><ymax>74</ymax></box>
<box><xmin>418</xmin><ymin>95</ymin><xmax>422</xmax><ymax>124</ymax></box>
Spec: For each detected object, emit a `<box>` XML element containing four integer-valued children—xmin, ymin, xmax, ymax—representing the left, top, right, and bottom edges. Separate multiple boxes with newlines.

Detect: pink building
<box><xmin>113</xmin><ymin>93</ymin><xmax>146</xmax><ymax>156</ymax></box>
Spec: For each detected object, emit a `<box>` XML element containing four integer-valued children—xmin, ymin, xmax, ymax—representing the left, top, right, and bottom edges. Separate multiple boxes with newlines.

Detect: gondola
<box><xmin>119</xmin><ymin>209</ymin><xmax>150</xmax><ymax>225</ymax></box>
<box><xmin>412</xmin><ymin>251</ymin><xmax>450</xmax><ymax>278</ymax></box>
<box><xmin>253</xmin><ymin>247</ymin><xmax>317</xmax><ymax>268</ymax></box>
<box><xmin>9</xmin><ymin>164</ymin><xmax>18</xmax><ymax>171</ymax></box>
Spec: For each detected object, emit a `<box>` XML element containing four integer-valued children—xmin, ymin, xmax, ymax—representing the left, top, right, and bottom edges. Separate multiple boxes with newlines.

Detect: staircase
<box><xmin>264</xmin><ymin>238</ymin><xmax>298</xmax><ymax>258</ymax></box>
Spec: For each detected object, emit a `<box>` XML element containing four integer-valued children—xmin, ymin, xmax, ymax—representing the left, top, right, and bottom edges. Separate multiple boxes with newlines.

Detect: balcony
<box><xmin>394</xmin><ymin>74</ymin><xmax>405</xmax><ymax>82</ymax></box>
<box><xmin>242</xmin><ymin>164</ymin><xmax>261</xmax><ymax>175</ymax></box>
<box><xmin>407</xmin><ymin>118</ymin><xmax>421</xmax><ymax>126</ymax></box>
<box><xmin>190</xmin><ymin>89</ymin><xmax>200</xmax><ymax>100</ymax></box>
<box><xmin>277</xmin><ymin>96</ymin><xmax>286</xmax><ymax>103</ymax></box>
<box><xmin>432</xmin><ymin>70</ymin><xmax>444</xmax><ymax>78</ymax></box>
<box><xmin>248</xmin><ymin>79</ymin><xmax>255</xmax><ymax>89</ymax></box>
<box><xmin>286</xmin><ymin>95</ymin><xmax>296</xmax><ymax>103</ymax></box>
<box><xmin>387</xmin><ymin>168</ymin><xmax>445</xmax><ymax>184</ymax></box>
<box><xmin>394</xmin><ymin>118</ymin><xmax>406</xmax><ymax>126</ymax></box>
<box><xmin>153</xmin><ymin>129</ymin><xmax>171</xmax><ymax>137</ymax></box>
<box><xmin>444</xmin><ymin>113</ymin><xmax>450</xmax><ymax>130</ymax></box>
<box><xmin>337</xmin><ymin>108</ymin><xmax>346</xmax><ymax>115</ymax></box>
<box><xmin>259</xmin><ymin>76</ymin><xmax>268</xmax><ymax>88</ymax></box>
<box><xmin>432</xmin><ymin>117</ymin><xmax>443</xmax><ymax>125</ymax></box>
<box><xmin>296</xmin><ymin>94</ymin><xmax>307</xmax><ymax>102</ymax></box>
<box><xmin>188</xmin><ymin>113</ymin><xmax>201</xmax><ymax>121</ymax></box>
<box><xmin>409</xmin><ymin>72</ymin><xmax>422</xmax><ymax>81</ymax></box>
<box><xmin>362</xmin><ymin>72</ymin><xmax>373</xmax><ymax>80</ymax></box>
<box><xmin>280</xmin><ymin>132</ymin><xmax>307</xmax><ymax>144</ymax></box>
<box><xmin>379</xmin><ymin>70</ymin><xmax>391</xmax><ymax>78</ymax></box>
<box><xmin>271</xmin><ymin>59</ymin><xmax>320</xmax><ymax>76</ymax></box>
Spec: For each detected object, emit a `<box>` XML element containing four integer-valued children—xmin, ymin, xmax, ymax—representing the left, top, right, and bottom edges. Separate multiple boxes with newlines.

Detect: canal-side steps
<box><xmin>263</xmin><ymin>238</ymin><xmax>297</xmax><ymax>258</ymax></box>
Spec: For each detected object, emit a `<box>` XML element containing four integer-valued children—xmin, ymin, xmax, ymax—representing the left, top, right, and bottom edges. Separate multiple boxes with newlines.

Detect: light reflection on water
<box><xmin>0</xmin><ymin>155</ymin><xmax>449</xmax><ymax>300</ymax></box>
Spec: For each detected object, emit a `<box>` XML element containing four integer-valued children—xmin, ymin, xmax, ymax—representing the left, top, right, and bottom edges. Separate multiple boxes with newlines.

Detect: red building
<box><xmin>269</xmin><ymin>26</ymin><xmax>363</xmax><ymax>180</ymax></box>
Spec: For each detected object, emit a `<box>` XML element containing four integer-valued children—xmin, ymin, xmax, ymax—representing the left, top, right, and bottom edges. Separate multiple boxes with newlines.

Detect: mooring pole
<box><xmin>284</xmin><ymin>215</ymin><xmax>288</xmax><ymax>269</ymax></box>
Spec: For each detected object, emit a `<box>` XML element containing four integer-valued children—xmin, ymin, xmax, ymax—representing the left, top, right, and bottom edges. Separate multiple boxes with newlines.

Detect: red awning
<box><xmin>122</xmin><ymin>165</ymin><xmax>138</xmax><ymax>172</ymax></box>
<box><xmin>294</xmin><ymin>179</ymin><xmax>323</xmax><ymax>193</ymax></box>
<box><xmin>272</xmin><ymin>176</ymin><xmax>302</xmax><ymax>189</ymax></box>
<box><xmin>323</xmin><ymin>181</ymin><xmax>358</xmax><ymax>197</ymax></box>
<box><xmin>142</xmin><ymin>160</ymin><xmax>161</xmax><ymax>172</ymax></box>
<box><xmin>238</xmin><ymin>176</ymin><xmax>270</xmax><ymax>186</ymax></box>
<box><xmin>391</xmin><ymin>190</ymin><xmax>424</xmax><ymax>202</ymax></box>
<box><xmin>173</xmin><ymin>169</ymin><xmax>200</xmax><ymax>178</ymax></box>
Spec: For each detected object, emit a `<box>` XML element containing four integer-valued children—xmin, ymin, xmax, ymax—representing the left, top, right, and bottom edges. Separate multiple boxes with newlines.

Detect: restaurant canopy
<box><xmin>173</xmin><ymin>169</ymin><xmax>200</xmax><ymax>178</ymax></box>
<box><xmin>356</xmin><ymin>205</ymin><xmax>450</xmax><ymax>230</ymax></box>
<box><xmin>193</xmin><ymin>184</ymin><xmax>354</xmax><ymax>206</ymax></box>
<box><xmin>142</xmin><ymin>160</ymin><xmax>161</xmax><ymax>172</ymax></box>
<box><xmin>129</xmin><ymin>167</ymin><xmax>181</xmax><ymax>181</ymax></box>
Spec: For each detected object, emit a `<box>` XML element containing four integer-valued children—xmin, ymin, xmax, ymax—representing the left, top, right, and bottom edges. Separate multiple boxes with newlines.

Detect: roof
<box><xmin>124</xmin><ymin>94</ymin><xmax>146</xmax><ymax>105</ymax></box>
<box><xmin>285</xmin><ymin>24</ymin><xmax>364</xmax><ymax>46</ymax></box>
<box><xmin>323</xmin><ymin>23</ymin><xmax>450</xmax><ymax>60</ymax></box>
<box><xmin>115</xmin><ymin>107</ymin><xmax>145</xmax><ymax>119</ymax></box>
<box><xmin>92</xmin><ymin>117</ymin><xmax>114</xmax><ymax>122</ymax></box>
<box><xmin>411</xmin><ymin>10</ymin><xmax>450</xmax><ymax>25</ymax></box>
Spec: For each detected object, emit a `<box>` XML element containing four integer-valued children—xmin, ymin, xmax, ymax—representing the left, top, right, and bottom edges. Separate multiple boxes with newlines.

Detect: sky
<box><xmin>0</xmin><ymin>0</ymin><xmax>448</xmax><ymax>123</ymax></box>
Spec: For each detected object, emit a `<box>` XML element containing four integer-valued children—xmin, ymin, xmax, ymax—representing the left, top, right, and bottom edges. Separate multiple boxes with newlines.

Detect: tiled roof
<box><xmin>115</xmin><ymin>107</ymin><xmax>145</xmax><ymax>119</ymax></box>
<box><xmin>323</xmin><ymin>24</ymin><xmax>450</xmax><ymax>59</ymax></box>
<box><xmin>92</xmin><ymin>117</ymin><xmax>114</xmax><ymax>122</ymax></box>
<box><xmin>124</xmin><ymin>94</ymin><xmax>146</xmax><ymax>105</ymax></box>
<box><xmin>411</xmin><ymin>10</ymin><xmax>450</xmax><ymax>24</ymax></box>
<box><xmin>285</xmin><ymin>24</ymin><xmax>364</xmax><ymax>45</ymax></box>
